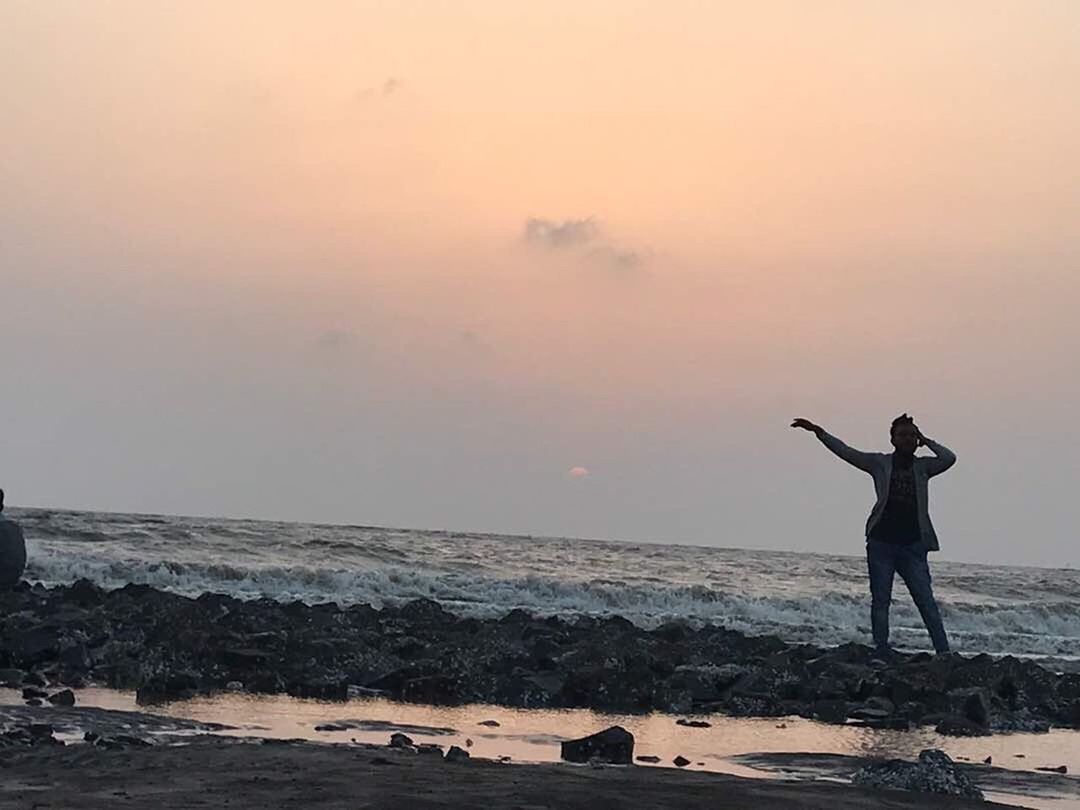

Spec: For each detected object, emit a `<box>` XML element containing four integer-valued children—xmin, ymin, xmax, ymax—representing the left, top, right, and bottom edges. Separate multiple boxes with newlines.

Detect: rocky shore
<box><xmin>2</xmin><ymin>581</ymin><xmax>1079</xmax><ymax>735</ymax></box>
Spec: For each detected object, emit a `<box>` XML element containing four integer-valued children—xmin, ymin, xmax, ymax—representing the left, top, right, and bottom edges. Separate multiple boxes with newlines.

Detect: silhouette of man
<box><xmin>791</xmin><ymin>415</ymin><xmax>956</xmax><ymax>655</ymax></box>
<box><xmin>0</xmin><ymin>489</ymin><xmax>27</xmax><ymax>588</ymax></box>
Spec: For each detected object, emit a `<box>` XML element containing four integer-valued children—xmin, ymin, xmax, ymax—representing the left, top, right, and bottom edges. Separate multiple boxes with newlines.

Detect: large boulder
<box><xmin>853</xmin><ymin>749</ymin><xmax>982</xmax><ymax>800</ymax></box>
<box><xmin>560</xmin><ymin>726</ymin><xmax>634</xmax><ymax>765</ymax></box>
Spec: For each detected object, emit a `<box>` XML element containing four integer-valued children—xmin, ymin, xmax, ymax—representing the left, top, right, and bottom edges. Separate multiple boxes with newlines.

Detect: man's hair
<box><xmin>890</xmin><ymin>413</ymin><xmax>916</xmax><ymax>436</ymax></box>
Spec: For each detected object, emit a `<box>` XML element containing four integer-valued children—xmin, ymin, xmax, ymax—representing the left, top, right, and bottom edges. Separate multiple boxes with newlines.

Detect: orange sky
<box><xmin>2</xmin><ymin>2</ymin><xmax>1079</xmax><ymax>564</ymax></box>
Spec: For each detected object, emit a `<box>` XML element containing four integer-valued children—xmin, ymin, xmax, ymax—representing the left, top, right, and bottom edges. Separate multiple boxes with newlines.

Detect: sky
<box><xmin>2</xmin><ymin>1</ymin><xmax>1078</xmax><ymax>567</ymax></box>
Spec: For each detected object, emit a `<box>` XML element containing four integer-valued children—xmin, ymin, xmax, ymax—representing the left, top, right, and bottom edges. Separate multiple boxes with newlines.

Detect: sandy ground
<box><xmin>0</xmin><ymin>738</ymin><xmax>1006</xmax><ymax>810</ymax></box>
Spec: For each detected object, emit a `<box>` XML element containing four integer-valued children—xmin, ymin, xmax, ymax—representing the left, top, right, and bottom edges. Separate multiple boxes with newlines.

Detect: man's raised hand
<box><xmin>791</xmin><ymin>418</ymin><xmax>822</xmax><ymax>435</ymax></box>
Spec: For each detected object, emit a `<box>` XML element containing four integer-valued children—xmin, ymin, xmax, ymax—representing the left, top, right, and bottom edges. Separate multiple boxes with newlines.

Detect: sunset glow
<box><xmin>3</xmin><ymin>1</ymin><xmax>1079</xmax><ymax>565</ymax></box>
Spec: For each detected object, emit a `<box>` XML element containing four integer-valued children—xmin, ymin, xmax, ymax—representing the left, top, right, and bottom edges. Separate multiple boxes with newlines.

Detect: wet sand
<box><xmin>0</xmin><ymin>737</ymin><xmax>1003</xmax><ymax>810</ymax></box>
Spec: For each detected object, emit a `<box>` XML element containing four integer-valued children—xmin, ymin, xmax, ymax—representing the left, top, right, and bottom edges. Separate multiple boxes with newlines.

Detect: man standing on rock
<box><xmin>791</xmin><ymin>415</ymin><xmax>956</xmax><ymax>657</ymax></box>
<box><xmin>0</xmin><ymin>489</ymin><xmax>28</xmax><ymax>588</ymax></box>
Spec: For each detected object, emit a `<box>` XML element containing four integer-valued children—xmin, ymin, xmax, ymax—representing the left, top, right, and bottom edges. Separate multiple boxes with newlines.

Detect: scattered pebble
<box><xmin>477</xmin><ymin>720</ymin><xmax>500</xmax><ymax>727</ymax></box>
<box><xmin>1036</xmin><ymin>765</ymin><xmax>1068</xmax><ymax>774</ymax></box>
<box><xmin>676</xmin><ymin>718</ymin><xmax>711</xmax><ymax>728</ymax></box>
<box><xmin>636</xmin><ymin>755</ymin><xmax>661</xmax><ymax>763</ymax></box>
<box><xmin>674</xmin><ymin>755</ymin><xmax>691</xmax><ymax>767</ymax></box>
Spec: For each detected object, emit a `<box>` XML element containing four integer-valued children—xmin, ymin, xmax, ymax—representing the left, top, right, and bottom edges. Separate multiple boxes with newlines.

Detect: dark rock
<box><xmin>397</xmin><ymin>598</ymin><xmax>451</xmax><ymax>623</ymax></box>
<box><xmin>444</xmin><ymin>745</ymin><xmax>470</xmax><ymax>762</ymax></box>
<box><xmin>560</xmin><ymin>726</ymin><xmax>634</xmax><ymax>765</ymax></box>
<box><xmin>222</xmin><ymin>648</ymin><xmax>272</xmax><ymax>668</ymax></box>
<box><xmin>636</xmin><ymin>755</ymin><xmax>661</xmax><ymax>763</ymax></box>
<box><xmin>676</xmin><ymin>718</ymin><xmax>711</xmax><ymax>728</ymax></box>
<box><xmin>853</xmin><ymin>749</ymin><xmax>983</xmax><ymax>800</ymax></box>
<box><xmin>21</xmin><ymin>687</ymin><xmax>48</xmax><ymax>700</ymax></box>
<box><xmin>314</xmin><ymin>723</ymin><xmax>349</xmax><ymax>732</ymax></box>
<box><xmin>674</xmin><ymin>755</ymin><xmax>691</xmax><ymax>767</ymax></box>
<box><xmin>4</xmin><ymin>580</ymin><xmax>1080</xmax><ymax>731</ymax></box>
<box><xmin>416</xmin><ymin>743</ymin><xmax>443</xmax><ymax>755</ymax></box>
<box><xmin>25</xmin><ymin>698</ymin><xmax>42</xmax><ymax>706</ymax></box>
<box><xmin>15</xmin><ymin>626</ymin><xmax>59</xmax><ymax>664</ymax></box>
<box><xmin>935</xmin><ymin>715</ymin><xmax>991</xmax><ymax>737</ymax></box>
<box><xmin>849</xmin><ymin>696</ymin><xmax>895</xmax><ymax>720</ymax></box>
<box><xmin>58</xmin><ymin>643</ymin><xmax>91</xmax><ymax>671</ymax></box>
<box><xmin>812</xmin><ymin>699</ymin><xmax>849</xmax><ymax>724</ymax></box>
<box><xmin>388</xmin><ymin>732</ymin><xmax>414</xmax><ymax>749</ymax></box>
<box><xmin>477</xmin><ymin>720</ymin><xmax>500</xmax><ymax>727</ymax></box>
<box><xmin>1036</xmin><ymin>765</ymin><xmax>1068</xmax><ymax>774</ymax></box>
<box><xmin>287</xmin><ymin>678</ymin><xmax>348</xmax><ymax>701</ymax></box>
<box><xmin>47</xmin><ymin>689</ymin><xmax>76</xmax><ymax>706</ymax></box>
<box><xmin>947</xmin><ymin>687</ymin><xmax>991</xmax><ymax>727</ymax></box>
<box><xmin>136</xmin><ymin>671</ymin><xmax>201</xmax><ymax>705</ymax></box>
<box><xmin>67</xmin><ymin>579</ymin><xmax>105</xmax><ymax>606</ymax></box>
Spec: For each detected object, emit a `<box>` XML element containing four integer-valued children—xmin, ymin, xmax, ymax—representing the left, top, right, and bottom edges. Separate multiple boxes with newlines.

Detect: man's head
<box><xmin>890</xmin><ymin>413</ymin><xmax>920</xmax><ymax>455</ymax></box>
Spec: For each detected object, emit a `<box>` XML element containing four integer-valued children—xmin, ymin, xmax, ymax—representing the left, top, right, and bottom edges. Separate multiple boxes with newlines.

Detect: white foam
<box><xmin>25</xmin><ymin>544</ymin><xmax>1080</xmax><ymax>659</ymax></box>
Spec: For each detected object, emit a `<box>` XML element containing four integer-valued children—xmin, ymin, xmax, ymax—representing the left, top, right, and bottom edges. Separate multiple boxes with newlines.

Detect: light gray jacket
<box><xmin>817</xmin><ymin>432</ymin><xmax>957</xmax><ymax>551</ymax></box>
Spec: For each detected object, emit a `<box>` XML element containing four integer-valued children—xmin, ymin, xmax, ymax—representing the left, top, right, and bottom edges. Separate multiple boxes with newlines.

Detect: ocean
<box><xmin>13</xmin><ymin>508</ymin><xmax>1080</xmax><ymax>664</ymax></box>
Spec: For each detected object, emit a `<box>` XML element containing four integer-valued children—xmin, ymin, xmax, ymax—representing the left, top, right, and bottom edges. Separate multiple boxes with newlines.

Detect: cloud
<box><xmin>356</xmin><ymin>77</ymin><xmax>404</xmax><ymax>102</ymax></box>
<box><xmin>589</xmin><ymin>245</ymin><xmax>645</xmax><ymax>272</ymax></box>
<box><xmin>523</xmin><ymin>216</ymin><xmax>647</xmax><ymax>272</ymax></box>
<box><xmin>523</xmin><ymin>217</ymin><xmax>599</xmax><ymax>249</ymax></box>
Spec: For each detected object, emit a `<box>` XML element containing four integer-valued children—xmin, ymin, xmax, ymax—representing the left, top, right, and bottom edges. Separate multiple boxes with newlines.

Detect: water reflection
<box><xmin>3</xmin><ymin>688</ymin><xmax>1079</xmax><ymax>808</ymax></box>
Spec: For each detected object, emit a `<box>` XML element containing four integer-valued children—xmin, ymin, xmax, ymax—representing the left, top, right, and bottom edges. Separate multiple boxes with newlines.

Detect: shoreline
<box><xmin>0</xmin><ymin>734</ymin><xmax>1005</xmax><ymax>810</ymax></box>
<box><xmin>2</xmin><ymin>581</ymin><xmax>1079</xmax><ymax>735</ymax></box>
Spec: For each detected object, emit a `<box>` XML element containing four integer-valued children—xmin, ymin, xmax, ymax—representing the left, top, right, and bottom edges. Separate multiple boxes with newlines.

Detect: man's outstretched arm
<box><xmin>791</xmin><ymin>418</ymin><xmax>876</xmax><ymax>473</ymax></box>
<box><xmin>919</xmin><ymin>432</ymin><xmax>957</xmax><ymax>477</ymax></box>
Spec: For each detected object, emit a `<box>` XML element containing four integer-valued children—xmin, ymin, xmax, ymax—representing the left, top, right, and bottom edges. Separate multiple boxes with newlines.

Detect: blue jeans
<box><xmin>866</xmin><ymin>539</ymin><xmax>950</xmax><ymax>653</ymax></box>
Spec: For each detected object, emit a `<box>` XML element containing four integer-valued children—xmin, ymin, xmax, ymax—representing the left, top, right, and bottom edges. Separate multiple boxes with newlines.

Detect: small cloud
<box><xmin>523</xmin><ymin>217</ymin><xmax>599</xmax><ymax>249</ymax></box>
<box><xmin>523</xmin><ymin>216</ymin><xmax>648</xmax><ymax>273</ymax></box>
<box><xmin>567</xmin><ymin>466</ymin><xmax>590</xmax><ymax>479</ymax></box>
<box><xmin>589</xmin><ymin>245</ymin><xmax>644</xmax><ymax>272</ymax></box>
<box><xmin>356</xmin><ymin>77</ymin><xmax>404</xmax><ymax>102</ymax></box>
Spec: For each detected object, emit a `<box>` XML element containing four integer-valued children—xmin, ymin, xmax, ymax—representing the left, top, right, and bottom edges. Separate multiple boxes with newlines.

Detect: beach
<box><xmin>3</xmin><ymin>512</ymin><xmax>1080</xmax><ymax>807</ymax></box>
<box><xmin>0</xmin><ymin>735</ymin><xmax>1005</xmax><ymax>809</ymax></box>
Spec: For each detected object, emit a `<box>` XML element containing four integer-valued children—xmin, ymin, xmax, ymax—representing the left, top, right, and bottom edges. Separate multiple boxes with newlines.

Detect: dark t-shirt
<box><xmin>870</xmin><ymin>455</ymin><xmax>920</xmax><ymax>545</ymax></box>
<box><xmin>0</xmin><ymin>518</ymin><xmax>27</xmax><ymax>587</ymax></box>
